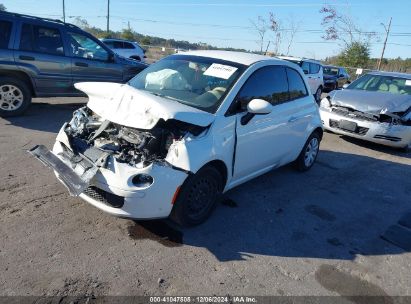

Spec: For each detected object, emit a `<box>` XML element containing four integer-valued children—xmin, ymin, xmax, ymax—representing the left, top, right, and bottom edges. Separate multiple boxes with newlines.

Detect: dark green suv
<box><xmin>0</xmin><ymin>12</ymin><xmax>147</xmax><ymax>117</ymax></box>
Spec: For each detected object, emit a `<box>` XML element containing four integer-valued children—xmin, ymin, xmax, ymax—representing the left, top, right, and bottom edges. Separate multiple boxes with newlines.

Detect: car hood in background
<box><xmin>329</xmin><ymin>89</ymin><xmax>411</xmax><ymax>114</ymax></box>
<box><xmin>74</xmin><ymin>82</ymin><xmax>215</xmax><ymax>129</ymax></box>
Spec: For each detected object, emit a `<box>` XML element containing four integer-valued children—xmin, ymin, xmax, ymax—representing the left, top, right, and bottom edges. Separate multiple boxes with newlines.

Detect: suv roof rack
<box><xmin>0</xmin><ymin>11</ymin><xmax>81</xmax><ymax>30</ymax></box>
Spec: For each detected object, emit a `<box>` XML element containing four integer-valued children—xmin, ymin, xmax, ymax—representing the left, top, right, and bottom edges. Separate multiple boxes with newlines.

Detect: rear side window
<box><xmin>123</xmin><ymin>42</ymin><xmax>135</xmax><ymax>49</ymax></box>
<box><xmin>0</xmin><ymin>20</ymin><xmax>12</xmax><ymax>49</ymax></box>
<box><xmin>113</xmin><ymin>41</ymin><xmax>123</xmax><ymax>49</ymax></box>
<box><xmin>301</xmin><ymin>61</ymin><xmax>310</xmax><ymax>74</ymax></box>
<box><xmin>287</xmin><ymin>68</ymin><xmax>308</xmax><ymax>100</ymax></box>
<box><xmin>103</xmin><ymin>40</ymin><xmax>114</xmax><ymax>48</ymax></box>
<box><xmin>20</xmin><ymin>24</ymin><xmax>64</xmax><ymax>55</ymax></box>
<box><xmin>237</xmin><ymin>65</ymin><xmax>289</xmax><ymax>109</ymax></box>
<box><xmin>309</xmin><ymin>63</ymin><xmax>320</xmax><ymax>74</ymax></box>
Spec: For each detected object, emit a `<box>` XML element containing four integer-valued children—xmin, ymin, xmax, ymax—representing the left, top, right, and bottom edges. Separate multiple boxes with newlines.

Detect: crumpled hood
<box><xmin>74</xmin><ymin>82</ymin><xmax>215</xmax><ymax>129</ymax></box>
<box><xmin>329</xmin><ymin>89</ymin><xmax>411</xmax><ymax>114</ymax></box>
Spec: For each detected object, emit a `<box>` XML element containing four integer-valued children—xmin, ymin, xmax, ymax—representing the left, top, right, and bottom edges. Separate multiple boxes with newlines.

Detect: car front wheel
<box><xmin>0</xmin><ymin>77</ymin><xmax>32</xmax><ymax>117</ymax></box>
<box><xmin>294</xmin><ymin>132</ymin><xmax>321</xmax><ymax>171</ymax></box>
<box><xmin>170</xmin><ymin>166</ymin><xmax>223</xmax><ymax>226</ymax></box>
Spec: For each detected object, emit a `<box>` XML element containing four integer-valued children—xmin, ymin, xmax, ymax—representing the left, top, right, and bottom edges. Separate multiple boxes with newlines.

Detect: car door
<box><xmin>14</xmin><ymin>21</ymin><xmax>72</xmax><ymax>95</ymax></box>
<box><xmin>301</xmin><ymin>61</ymin><xmax>315</xmax><ymax>94</ymax></box>
<box><xmin>309</xmin><ymin>62</ymin><xmax>322</xmax><ymax>92</ymax></box>
<box><xmin>66</xmin><ymin>31</ymin><xmax>123</xmax><ymax>84</ymax></box>
<box><xmin>285</xmin><ymin>67</ymin><xmax>316</xmax><ymax>161</ymax></box>
<box><xmin>232</xmin><ymin>65</ymin><xmax>295</xmax><ymax>181</ymax></box>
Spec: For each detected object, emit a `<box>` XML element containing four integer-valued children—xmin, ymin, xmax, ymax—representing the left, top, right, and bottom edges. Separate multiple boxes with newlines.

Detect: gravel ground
<box><xmin>0</xmin><ymin>97</ymin><xmax>410</xmax><ymax>298</ymax></box>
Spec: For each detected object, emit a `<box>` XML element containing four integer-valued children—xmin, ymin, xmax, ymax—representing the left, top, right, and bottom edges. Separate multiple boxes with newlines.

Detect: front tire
<box><xmin>0</xmin><ymin>77</ymin><xmax>32</xmax><ymax>117</ymax></box>
<box><xmin>170</xmin><ymin>166</ymin><xmax>223</xmax><ymax>226</ymax></box>
<box><xmin>294</xmin><ymin>132</ymin><xmax>321</xmax><ymax>171</ymax></box>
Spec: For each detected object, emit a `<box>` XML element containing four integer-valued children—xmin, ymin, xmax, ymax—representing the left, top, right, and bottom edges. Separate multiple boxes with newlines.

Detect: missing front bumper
<box><xmin>28</xmin><ymin>144</ymin><xmax>98</xmax><ymax>196</ymax></box>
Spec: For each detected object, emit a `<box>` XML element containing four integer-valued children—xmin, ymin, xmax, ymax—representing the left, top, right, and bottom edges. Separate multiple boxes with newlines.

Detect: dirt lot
<box><xmin>0</xmin><ymin>97</ymin><xmax>410</xmax><ymax>298</ymax></box>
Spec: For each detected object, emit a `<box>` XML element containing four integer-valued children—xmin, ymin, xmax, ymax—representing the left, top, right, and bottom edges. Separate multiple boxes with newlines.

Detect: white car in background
<box><xmin>101</xmin><ymin>38</ymin><xmax>147</xmax><ymax>62</ymax></box>
<box><xmin>278</xmin><ymin>56</ymin><xmax>324</xmax><ymax>102</ymax></box>
<box><xmin>30</xmin><ymin>51</ymin><xmax>323</xmax><ymax>226</ymax></box>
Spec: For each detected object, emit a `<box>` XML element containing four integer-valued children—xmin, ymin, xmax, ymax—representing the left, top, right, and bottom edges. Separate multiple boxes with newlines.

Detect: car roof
<box><xmin>101</xmin><ymin>38</ymin><xmax>138</xmax><ymax>43</ymax></box>
<box><xmin>277</xmin><ymin>56</ymin><xmax>322</xmax><ymax>64</ymax></box>
<box><xmin>176</xmin><ymin>50</ymin><xmax>287</xmax><ymax>66</ymax></box>
<box><xmin>368</xmin><ymin>71</ymin><xmax>411</xmax><ymax>79</ymax></box>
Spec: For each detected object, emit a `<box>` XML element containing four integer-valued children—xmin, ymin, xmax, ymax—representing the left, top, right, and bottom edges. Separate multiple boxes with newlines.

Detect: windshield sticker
<box><xmin>405</xmin><ymin>80</ymin><xmax>411</xmax><ymax>86</ymax></box>
<box><xmin>203</xmin><ymin>63</ymin><xmax>238</xmax><ymax>79</ymax></box>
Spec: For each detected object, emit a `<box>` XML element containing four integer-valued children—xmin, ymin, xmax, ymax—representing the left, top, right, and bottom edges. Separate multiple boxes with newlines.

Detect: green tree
<box><xmin>337</xmin><ymin>42</ymin><xmax>370</xmax><ymax>68</ymax></box>
<box><xmin>141</xmin><ymin>36</ymin><xmax>151</xmax><ymax>45</ymax></box>
<box><xmin>121</xmin><ymin>28</ymin><xmax>135</xmax><ymax>41</ymax></box>
<box><xmin>0</xmin><ymin>3</ymin><xmax>6</xmax><ymax>11</ymax></box>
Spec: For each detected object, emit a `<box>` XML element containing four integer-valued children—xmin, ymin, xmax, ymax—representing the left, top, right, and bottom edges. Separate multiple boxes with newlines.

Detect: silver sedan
<box><xmin>319</xmin><ymin>71</ymin><xmax>411</xmax><ymax>149</ymax></box>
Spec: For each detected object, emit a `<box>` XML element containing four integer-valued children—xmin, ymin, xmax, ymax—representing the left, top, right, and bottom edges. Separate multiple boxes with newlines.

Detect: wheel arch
<box><xmin>0</xmin><ymin>70</ymin><xmax>35</xmax><ymax>96</ymax></box>
<box><xmin>200</xmin><ymin>159</ymin><xmax>228</xmax><ymax>190</ymax></box>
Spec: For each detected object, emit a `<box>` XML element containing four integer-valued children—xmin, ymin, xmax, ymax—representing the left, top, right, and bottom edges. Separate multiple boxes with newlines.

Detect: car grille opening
<box><xmin>83</xmin><ymin>186</ymin><xmax>124</xmax><ymax>208</ymax></box>
<box><xmin>329</xmin><ymin>119</ymin><xmax>369</xmax><ymax>136</ymax></box>
<box><xmin>331</xmin><ymin>107</ymin><xmax>377</xmax><ymax>122</ymax></box>
<box><xmin>373</xmin><ymin>135</ymin><xmax>402</xmax><ymax>142</ymax></box>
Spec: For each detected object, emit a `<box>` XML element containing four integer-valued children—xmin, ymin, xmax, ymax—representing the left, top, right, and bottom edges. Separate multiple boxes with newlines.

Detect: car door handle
<box><xmin>19</xmin><ymin>55</ymin><xmax>35</xmax><ymax>61</ymax></box>
<box><xmin>75</xmin><ymin>62</ymin><xmax>88</xmax><ymax>67</ymax></box>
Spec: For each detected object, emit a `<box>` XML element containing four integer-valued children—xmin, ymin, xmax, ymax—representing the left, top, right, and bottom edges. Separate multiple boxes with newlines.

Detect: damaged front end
<box><xmin>29</xmin><ymin>106</ymin><xmax>208</xmax><ymax>197</ymax></box>
<box><xmin>320</xmin><ymin>97</ymin><xmax>411</xmax><ymax>148</ymax></box>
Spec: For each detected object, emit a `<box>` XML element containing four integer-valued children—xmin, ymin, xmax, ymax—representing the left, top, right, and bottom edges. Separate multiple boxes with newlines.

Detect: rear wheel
<box><xmin>294</xmin><ymin>132</ymin><xmax>321</xmax><ymax>171</ymax></box>
<box><xmin>0</xmin><ymin>77</ymin><xmax>32</xmax><ymax>117</ymax></box>
<box><xmin>170</xmin><ymin>166</ymin><xmax>223</xmax><ymax>226</ymax></box>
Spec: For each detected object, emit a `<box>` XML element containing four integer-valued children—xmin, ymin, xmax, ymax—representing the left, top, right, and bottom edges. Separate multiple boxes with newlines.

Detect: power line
<box><xmin>108</xmin><ymin>15</ymin><xmax>411</xmax><ymax>37</ymax></box>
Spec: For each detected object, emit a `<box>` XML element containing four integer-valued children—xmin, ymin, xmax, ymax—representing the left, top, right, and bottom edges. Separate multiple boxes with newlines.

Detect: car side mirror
<box><xmin>339</xmin><ymin>74</ymin><xmax>345</xmax><ymax>78</ymax></box>
<box><xmin>241</xmin><ymin>99</ymin><xmax>272</xmax><ymax>125</ymax></box>
<box><xmin>303</xmin><ymin>70</ymin><xmax>309</xmax><ymax>74</ymax></box>
<box><xmin>247</xmin><ymin>98</ymin><xmax>272</xmax><ymax>114</ymax></box>
<box><xmin>342</xmin><ymin>83</ymin><xmax>349</xmax><ymax>89</ymax></box>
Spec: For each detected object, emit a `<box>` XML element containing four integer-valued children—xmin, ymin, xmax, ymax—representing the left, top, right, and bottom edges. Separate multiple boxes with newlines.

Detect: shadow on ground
<box><xmin>2</xmin><ymin>99</ymin><xmax>85</xmax><ymax>133</ymax></box>
<box><xmin>128</xmin><ymin>150</ymin><xmax>411</xmax><ymax>262</ymax></box>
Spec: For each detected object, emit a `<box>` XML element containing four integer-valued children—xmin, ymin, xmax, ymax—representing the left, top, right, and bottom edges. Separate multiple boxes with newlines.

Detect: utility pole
<box><xmin>377</xmin><ymin>17</ymin><xmax>392</xmax><ymax>71</ymax></box>
<box><xmin>106</xmin><ymin>0</ymin><xmax>110</xmax><ymax>34</ymax></box>
<box><xmin>62</xmin><ymin>0</ymin><xmax>65</xmax><ymax>22</ymax></box>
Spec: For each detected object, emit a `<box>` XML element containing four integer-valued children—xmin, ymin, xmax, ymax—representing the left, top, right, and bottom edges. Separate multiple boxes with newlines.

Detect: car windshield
<box><xmin>128</xmin><ymin>55</ymin><xmax>245</xmax><ymax>113</ymax></box>
<box><xmin>324</xmin><ymin>67</ymin><xmax>339</xmax><ymax>76</ymax></box>
<box><xmin>348</xmin><ymin>74</ymin><xmax>411</xmax><ymax>95</ymax></box>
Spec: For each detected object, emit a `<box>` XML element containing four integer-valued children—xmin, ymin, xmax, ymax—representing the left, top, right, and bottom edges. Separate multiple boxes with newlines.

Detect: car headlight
<box><xmin>320</xmin><ymin>98</ymin><xmax>331</xmax><ymax>109</ymax></box>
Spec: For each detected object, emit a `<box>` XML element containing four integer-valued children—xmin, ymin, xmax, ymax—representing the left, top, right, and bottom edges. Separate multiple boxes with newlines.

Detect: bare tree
<box><xmin>250</xmin><ymin>16</ymin><xmax>268</xmax><ymax>54</ymax></box>
<box><xmin>285</xmin><ymin>16</ymin><xmax>301</xmax><ymax>55</ymax></box>
<box><xmin>0</xmin><ymin>3</ymin><xmax>6</xmax><ymax>11</ymax></box>
<box><xmin>269</xmin><ymin>13</ymin><xmax>282</xmax><ymax>55</ymax></box>
<box><xmin>320</xmin><ymin>4</ymin><xmax>375</xmax><ymax>46</ymax></box>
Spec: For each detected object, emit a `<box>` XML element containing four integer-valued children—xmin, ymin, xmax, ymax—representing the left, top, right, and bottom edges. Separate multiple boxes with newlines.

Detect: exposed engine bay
<box><xmin>64</xmin><ymin>106</ymin><xmax>207</xmax><ymax>167</ymax></box>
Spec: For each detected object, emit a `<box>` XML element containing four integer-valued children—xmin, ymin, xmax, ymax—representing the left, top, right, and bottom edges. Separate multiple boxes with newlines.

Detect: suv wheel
<box><xmin>315</xmin><ymin>86</ymin><xmax>322</xmax><ymax>103</ymax></box>
<box><xmin>0</xmin><ymin>77</ymin><xmax>32</xmax><ymax>117</ymax></box>
<box><xmin>294</xmin><ymin>131</ymin><xmax>321</xmax><ymax>171</ymax></box>
<box><xmin>170</xmin><ymin>166</ymin><xmax>223</xmax><ymax>226</ymax></box>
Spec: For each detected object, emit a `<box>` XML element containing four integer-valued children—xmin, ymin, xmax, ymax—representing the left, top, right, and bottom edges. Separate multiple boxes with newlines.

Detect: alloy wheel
<box><xmin>304</xmin><ymin>137</ymin><xmax>319</xmax><ymax>167</ymax></box>
<box><xmin>0</xmin><ymin>85</ymin><xmax>24</xmax><ymax>111</ymax></box>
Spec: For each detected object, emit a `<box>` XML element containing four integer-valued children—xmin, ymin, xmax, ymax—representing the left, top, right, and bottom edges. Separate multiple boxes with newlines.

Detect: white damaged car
<box><xmin>320</xmin><ymin>71</ymin><xmax>411</xmax><ymax>149</ymax></box>
<box><xmin>30</xmin><ymin>51</ymin><xmax>323</xmax><ymax>226</ymax></box>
